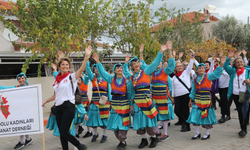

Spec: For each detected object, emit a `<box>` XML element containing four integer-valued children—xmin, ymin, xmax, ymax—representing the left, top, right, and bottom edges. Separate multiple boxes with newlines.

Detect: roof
<box><xmin>0</xmin><ymin>1</ymin><xmax>17</xmax><ymax>10</ymax></box>
<box><xmin>151</xmin><ymin>12</ymin><xmax>219</xmax><ymax>33</ymax></box>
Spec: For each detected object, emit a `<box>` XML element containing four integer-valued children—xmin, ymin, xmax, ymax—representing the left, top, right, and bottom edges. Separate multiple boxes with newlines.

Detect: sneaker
<box><xmin>159</xmin><ymin>134</ymin><xmax>169</xmax><ymax>141</ymax></box>
<box><xmin>14</xmin><ymin>142</ymin><xmax>24</xmax><ymax>150</ymax></box>
<box><xmin>117</xmin><ymin>142</ymin><xmax>127</xmax><ymax>150</ymax></box>
<box><xmin>100</xmin><ymin>135</ymin><xmax>107</xmax><ymax>143</ymax></box>
<box><xmin>24</xmin><ymin>138</ymin><xmax>33</xmax><ymax>147</ymax></box>
<box><xmin>83</xmin><ymin>131</ymin><xmax>93</xmax><ymax>138</ymax></box>
<box><xmin>91</xmin><ymin>133</ymin><xmax>99</xmax><ymax>142</ymax></box>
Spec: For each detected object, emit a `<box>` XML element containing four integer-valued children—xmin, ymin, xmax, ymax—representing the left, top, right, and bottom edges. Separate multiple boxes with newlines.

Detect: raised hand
<box><xmin>219</xmin><ymin>50</ymin><xmax>223</xmax><ymax>58</ymax></box>
<box><xmin>125</xmin><ymin>55</ymin><xmax>130</xmax><ymax>63</ymax></box>
<box><xmin>189</xmin><ymin>49</ymin><xmax>195</xmax><ymax>54</ymax></box>
<box><xmin>220</xmin><ymin>56</ymin><xmax>226</xmax><ymax>67</ymax></box>
<box><xmin>235</xmin><ymin>51</ymin><xmax>240</xmax><ymax>58</ymax></box>
<box><xmin>212</xmin><ymin>52</ymin><xmax>217</xmax><ymax>60</ymax></box>
<box><xmin>228</xmin><ymin>50</ymin><xmax>235</xmax><ymax>58</ymax></box>
<box><xmin>179</xmin><ymin>52</ymin><xmax>184</xmax><ymax>58</ymax></box>
<box><xmin>85</xmin><ymin>45</ymin><xmax>92</xmax><ymax>59</ymax></box>
<box><xmin>242</xmin><ymin>49</ymin><xmax>247</xmax><ymax>56</ymax></box>
<box><xmin>92</xmin><ymin>53</ymin><xmax>99</xmax><ymax>63</ymax></box>
<box><xmin>51</xmin><ymin>63</ymin><xmax>57</xmax><ymax>71</ymax></box>
<box><xmin>160</xmin><ymin>43</ymin><xmax>168</xmax><ymax>53</ymax></box>
<box><xmin>139</xmin><ymin>44</ymin><xmax>144</xmax><ymax>53</ymax></box>
<box><xmin>58</xmin><ymin>50</ymin><xmax>64</xmax><ymax>58</ymax></box>
<box><xmin>167</xmin><ymin>41</ymin><xmax>172</xmax><ymax>50</ymax></box>
<box><xmin>173</xmin><ymin>50</ymin><xmax>176</xmax><ymax>57</ymax></box>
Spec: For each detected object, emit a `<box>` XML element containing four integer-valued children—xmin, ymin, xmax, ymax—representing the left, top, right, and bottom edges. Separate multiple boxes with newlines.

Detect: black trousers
<box><xmin>55</xmin><ymin>101</ymin><xmax>80</xmax><ymax>150</ymax></box>
<box><xmin>174</xmin><ymin>93</ymin><xmax>190</xmax><ymax>126</ymax></box>
<box><xmin>218</xmin><ymin>88</ymin><xmax>230</xmax><ymax>116</ymax></box>
<box><xmin>231</xmin><ymin>94</ymin><xmax>249</xmax><ymax>131</ymax></box>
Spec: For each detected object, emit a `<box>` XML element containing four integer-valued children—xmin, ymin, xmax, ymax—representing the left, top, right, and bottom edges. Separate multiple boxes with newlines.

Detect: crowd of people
<box><xmin>4</xmin><ymin>42</ymin><xmax>250</xmax><ymax>150</ymax></box>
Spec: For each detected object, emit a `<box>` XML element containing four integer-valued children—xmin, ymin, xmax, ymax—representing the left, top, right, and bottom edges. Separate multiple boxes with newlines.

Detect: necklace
<box><xmin>196</xmin><ymin>74</ymin><xmax>205</xmax><ymax>85</ymax></box>
<box><xmin>133</xmin><ymin>70</ymin><xmax>142</xmax><ymax>86</ymax></box>
<box><xmin>96</xmin><ymin>77</ymin><xmax>103</xmax><ymax>85</ymax></box>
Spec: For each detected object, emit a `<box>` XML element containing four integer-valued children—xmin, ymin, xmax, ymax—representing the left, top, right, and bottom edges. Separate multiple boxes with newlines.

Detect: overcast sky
<box><xmin>150</xmin><ymin>0</ymin><xmax>249</xmax><ymax>24</ymax></box>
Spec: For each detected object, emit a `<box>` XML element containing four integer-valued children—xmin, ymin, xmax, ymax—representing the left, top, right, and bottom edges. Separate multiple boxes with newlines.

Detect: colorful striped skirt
<box><xmin>133</xmin><ymin>88</ymin><xmax>158</xmax><ymax>130</ymax></box>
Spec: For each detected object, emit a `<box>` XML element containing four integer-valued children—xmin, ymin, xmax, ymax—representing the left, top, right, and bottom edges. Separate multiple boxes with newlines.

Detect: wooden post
<box><xmin>42</xmin><ymin>133</ymin><xmax>46</xmax><ymax>150</ymax></box>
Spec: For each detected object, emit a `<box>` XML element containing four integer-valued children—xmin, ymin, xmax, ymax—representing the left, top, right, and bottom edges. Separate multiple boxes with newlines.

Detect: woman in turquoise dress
<box><xmin>92</xmin><ymin>53</ymin><xmax>132</xmax><ymax>150</ymax></box>
<box><xmin>187</xmin><ymin>56</ymin><xmax>225</xmax><ymax>140</ymax></box>
<box><xmin>123</xmin><ymin>42</ymin><xmax>172</xmax><ymax>149</ymax></box>
<box><xmin>0</xmin><ymin>73</ymin><xmax>33</xmax><ymax>150</ymax></box>
<box><xmin>86</xmin><ymin>61</ymin><xmax>112</xmax><ymax>143</ymax></box>
<box><xmin>139</xmin><ymin>48</ymin><xmax>175</xmax><ymax>141</ymax></box>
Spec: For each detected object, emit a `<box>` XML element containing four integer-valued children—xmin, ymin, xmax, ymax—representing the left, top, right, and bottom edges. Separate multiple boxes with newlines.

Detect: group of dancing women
<box><xmin>4</xmin><ymin>40</ymin><xmax>250</xmax><ymax>150</ymax></box>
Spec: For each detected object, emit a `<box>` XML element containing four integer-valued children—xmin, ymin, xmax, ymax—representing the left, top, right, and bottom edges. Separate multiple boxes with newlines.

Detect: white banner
<box><xmin>0</xmin><ymin>84</ymin><xmax>44</xmax><ymax>138</ymax></box>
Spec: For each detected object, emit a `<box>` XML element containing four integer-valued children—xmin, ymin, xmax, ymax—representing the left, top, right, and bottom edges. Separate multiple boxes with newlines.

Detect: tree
<box><xmin>211</xmin><ymin>15</ymin><xmax>244</xmax><ymax>46</ymax></box>
<box><xmin>105</xmin><ymin>0</ymin><xmax>173</xmax><ymax>64</ymax></box>
<box><xmin>0</xmin><ymin>0</ymin><xmax>112</xmax><ymax>76</ymax></box>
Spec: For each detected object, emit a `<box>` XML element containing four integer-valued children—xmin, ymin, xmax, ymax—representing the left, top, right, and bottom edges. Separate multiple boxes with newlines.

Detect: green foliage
<box><xmin>0</xmin><ymin>0</ymin><xmax>112</xmax><ymax>77</ymax></box>
<box><xmin>211</xmin><ymin>15</ymin><xmax>244</xmax><ymax>46</ymax></box>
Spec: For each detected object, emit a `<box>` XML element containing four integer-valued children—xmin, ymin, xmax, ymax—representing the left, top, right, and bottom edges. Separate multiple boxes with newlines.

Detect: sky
<box><xmin>149</xmin><ymin>0</ymin><xmax>249</xmax><ymax>24</ymax></box>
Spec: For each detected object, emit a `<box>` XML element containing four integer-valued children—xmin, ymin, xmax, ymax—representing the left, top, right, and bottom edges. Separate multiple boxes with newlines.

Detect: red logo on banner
<box><xmin>0</xmin><ymin>95</ymin><xmax>10</xmax><ymax>119</ymax></box>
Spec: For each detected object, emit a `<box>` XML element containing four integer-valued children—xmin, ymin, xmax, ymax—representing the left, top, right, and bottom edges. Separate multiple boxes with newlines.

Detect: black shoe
<box><xmin>24</xmin><ymin>138</ymin><xmax>33</xmax><ymax>147</ymax></box>
<box><xmin>175</xmin><ymin>121</ymin><xmax>182</xmax><ymax>125</ymax></box>
<box><xmin>181</xmin><ymin>124</ymin><xmax>185</xmax><ymax>130</ymax></box>
<box><xmin>158</xmin><ymin>125</ymin><xmax>163</xmax><ymax>129</ymax></box>
<box><xmin>91</xmin><ymin>133</ymin><xmax>99</xmax><ymax>142</ymax></box>
<box><xmin>14</xmin><ymin>142</ymin><xmax>24</xmax><ymax>150</ymax></box>
<box><xmin>138</xmin><ymin>138</ymin><xmax>148</xmax><ymax>149</ymax></box>
<box><xmin>76</xmin><ymin>134</ymin><xmax>80</xmax><ymax>138</ymax></box>
<box><xmin>77</xmin><ymin>143</ymin><xmax>87</xmax><ymax>150</ymax></box>
<box><xmin>83</xmin><ymin>131</ymin><xmax>93</xmax><ymax>138</ymax></box>
<box><xmin>181</xmin><ymin>126</ymin><xmax>191</xmax><ymax>132</ymax></box>
<box><xmin>168</xmin><ymin>122</ymin><xmax>171</xmax><ymax>126</ymax></box>
<box><xmin>117</xmin><ymin>142</ymin><xmax>127</xmax><ymax>150</ymax></box>
<box><xmin>78</xmin><ymin>126</ymin><xmax>84</xmax><ymax>135</ymax></box>
<box><xmin>149</xmin><ymin>137</ymin><xmax>158</xmax><ymax>148</ymax></box>
<box><xmin>201</xmin><ymin>134</ymin><xmax>210</xmax><ymax>140</ymax></box>
<box><xmin>218</xmin><ymin>116</ymin><xmax>225</xmax><ymax>123</ymax></box>
<box><xmin>100</xmin><ymin>135</ymin><xmax>107</xmax><ymax>143</ymax></box>
<box><xmin>156</xmin><ymin>132</ymin><xmax>161</xmax><ymax>137</ymax></box>
<box><xmin>225</xmin><ymin>116</ymin><xmax>231</xmax><ymax>121</ymax></box>
<box><xmin>238</xmin><ymin>130</ymin><xmax>247</xmax><ymax>137</ymax></box>
<box><xmin>191</xmin><ymin>134</ymin><xmax>201</xmax><ymax>140</ymax></box>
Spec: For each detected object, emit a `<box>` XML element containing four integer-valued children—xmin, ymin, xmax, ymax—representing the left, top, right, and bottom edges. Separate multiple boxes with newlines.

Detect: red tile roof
<box><xmin>151</xmin><ymin>12</ymin><xmax>219</xmax><ymax>33</ymax></box>
<box><xmin>0</xmin><ymin>1</ymin><xmax>17</xmax><ymax>10</ymax></box>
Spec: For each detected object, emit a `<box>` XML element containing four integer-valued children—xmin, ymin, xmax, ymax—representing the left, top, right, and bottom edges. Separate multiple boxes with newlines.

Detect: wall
<box><xmin>202</xmin><ymin>21</ymin><xmax>218</xmax><ymax>39</ymax></box>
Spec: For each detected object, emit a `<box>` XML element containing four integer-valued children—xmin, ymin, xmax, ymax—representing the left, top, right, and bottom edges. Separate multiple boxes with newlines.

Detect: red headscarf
<box><xmin>53</xmin><ymin>72</ymin><xmax>70</xmax><ymax>86</ymax></box>
<box><xmin>236</xmin><ymin>67</ymin><xmax>245</xmax><ymax>76</ymax></box>
<box><xmin>176</xmin><ymin>70</ymin><xmax>184</xmax><ymax>77</ymax></box>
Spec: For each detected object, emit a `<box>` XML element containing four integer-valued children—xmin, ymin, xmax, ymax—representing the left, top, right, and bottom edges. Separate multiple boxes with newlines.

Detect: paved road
<box><xmin>1</xmin><ymin>103</ymin><xmax>250</xmax><ymax>150</ymax></box>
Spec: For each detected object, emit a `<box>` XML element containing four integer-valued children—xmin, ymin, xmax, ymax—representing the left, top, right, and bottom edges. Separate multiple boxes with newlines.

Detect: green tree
<box><xmin>211</xmin><ymin>15</ymin><xmax>244</xmax><ymax>46</ymax></box>
<box><xmin>0</xmin><ymin>0</ymin><xmax>112</xmax><ymax>76</ymax></box>
<box><xmin>105</xmin><ymin>0</ymin><xmax>173</xmax><ymax>64</ymax></box>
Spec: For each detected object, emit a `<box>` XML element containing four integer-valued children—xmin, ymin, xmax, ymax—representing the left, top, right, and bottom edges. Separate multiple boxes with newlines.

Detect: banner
<box><xmin>0</xmin><ymin>84</ymin><xmax>44</xmax><ymax>138</ymax></box>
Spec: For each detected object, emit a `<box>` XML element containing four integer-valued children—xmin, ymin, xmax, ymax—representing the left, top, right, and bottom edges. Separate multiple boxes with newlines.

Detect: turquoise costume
<box><xmin>86</xmin><ymin>61</ymin><xmax>112</xmax><ymax>127</ymax></box>
<box><xmin>140</xmin><ymin>58</ymin><xmax>175</xmax><ymax>121</ymax></box>
<box><xmin>96</xmin><ymin>62</ymin><xmax>131</xmax><ymax>131</ymax></box>
<box><xmin>123</xmin><ymin>51</ymin><xmax>163</xmax><ymax>130</ymax></box>
<box><xmin>187</xmin><ymin>66</ymin><xmax>223</xmax><ymax>126</ymax></box>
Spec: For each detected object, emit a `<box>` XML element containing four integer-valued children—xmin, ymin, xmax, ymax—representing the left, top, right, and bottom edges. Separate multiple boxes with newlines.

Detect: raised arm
<box><xmin>144</xmin><ymin>41</ymin><xmax>172</xmax><ymax>75</ymax></box>
<box><xmin>164</xmin><ymin>58</ymin><xmax>175</xmax><ymax>75</ymax></box>
<box><xmin>184</xmin><ymin>50</ymin><xmax>195</xmax><ymax>75</ymax></box>
<box><xmin>207</xmin><ymin>56</ymin><xmax>225</xmax><ymax>81</ymax></box>
<box><xmin>123</xmin><ymin>55</ymin><xmax>132</xmax><ymax>79</ymax></box>
<box><xmin>86</xmin><ymin>61</ymin><xmax>95</xmax><ymax>81</ymax></box>
<box><xmin>139</xmin><ymin>44</ymin><xmax>144</xmax><ymax>61</ymax></box>
<box><xmin>92</xmin><ymin>53</ymin><xmax>113</xmax><ymax>84</ymax></box>
<box><xmin>223</xmin><ymin>50</ymin><xmax>235</xmax><ymax>75</ymax></box>
<box><xmin>242</xmin><ymin>49</ymin><xmax>248</xmax><ymax>65</ymax></box>
<box><xmin>140</xmin><ymin>60</ymin><xmax>148</xmax><ymax>70</ymax></box>
<box><xmin>75</xmin><ymin>46</ymin><xmax>92</xmax><ymax>80</ymax></box>
<box><xmin>83</xmin><ymin>74</ymin><xmax>90</xmax><ymax>85</ymax></box>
